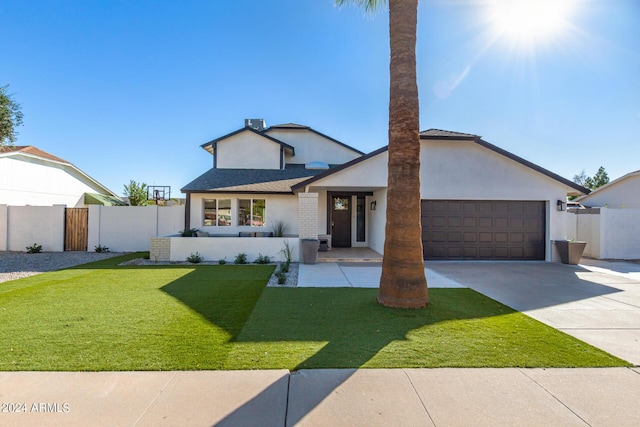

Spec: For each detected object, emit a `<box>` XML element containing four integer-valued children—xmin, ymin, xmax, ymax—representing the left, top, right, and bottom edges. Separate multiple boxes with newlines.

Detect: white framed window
<box><xmin>238</xmin><ymin>199</ymin><xmax>266</xmax><ymax>227</ymax></box>
<box><xmin>203</xmin><ymin>199</ymin><xmax>232</xmax><ymax>226</ymax></box>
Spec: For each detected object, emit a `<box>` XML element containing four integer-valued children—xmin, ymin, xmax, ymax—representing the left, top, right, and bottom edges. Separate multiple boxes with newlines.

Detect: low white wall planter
<box><xmin>151</xmin><ymin>236</ymin><xmax>299</xmax><ymax>263</ymax></box>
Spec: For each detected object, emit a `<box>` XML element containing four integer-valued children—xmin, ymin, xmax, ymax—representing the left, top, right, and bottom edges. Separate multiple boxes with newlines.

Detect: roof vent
<box><xmin>245</xmin><ymin>118</ymin><xmax>266</xmax><ymax>131</ymax></box>
<box><xmin>305</xmin><ymin>161</ymin><xmax>330</xmax><ymax>170</ymax></box>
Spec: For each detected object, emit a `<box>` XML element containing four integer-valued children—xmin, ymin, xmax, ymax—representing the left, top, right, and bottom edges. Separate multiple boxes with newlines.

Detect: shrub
<box><xmin>280</xmin><ymin>241</ymin><xmax>293</xmax><ymax>264</ymax></box>
<box><xmin>179</xmin><ymin>228</ymin><xmax>198</xmax><ymax>237</ymax></box>
<box><xmin>271</xmin><ymin>220</ymin><xmax>287</xmax><ymax>237</ymax></box>
<box><xmin>143</xmin><ymin>252</ymin><xmax>151</xmax><ymax>260</ymax></box>
<box><xmin>186</xmin><ymin>252</ymin><xmax>203</xmax><ymax>264</ymax></box>
<box><xmin>25</xmin><ymin>243</ymin><xmax>42</xmax><ymax>254</ymax></box>
<box><xmin>94</xmin><ymin>245</ymin><xmax>110</xmax><ymax>253</ymax></box>
<box><xmin>279</xmin><ymin>261</ymin><xmax>290</xmax><ymax>273</ymax></box>
<box><xmin>254</xmin><ymin>253</ymin><xmax>271</xmax><ymax>264</ymax></box>
<box><xmin>275</xmin><ymin>270</ymin><xmax>287</xmax><ymax>285</ymax></box>
<box><xmin>218</xmin><ymin>258</ymin><xmax>227</xmax><ymax>265</ymax></box>
<box><xmin>234</xmin><ymin>253</ymin><xmax>248</xmax><ymax>264</ymax></box>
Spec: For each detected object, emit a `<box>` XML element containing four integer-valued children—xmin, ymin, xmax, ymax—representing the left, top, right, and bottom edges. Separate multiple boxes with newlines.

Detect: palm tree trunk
<box><xmin>378</xmin><ymin>0</ymin><xmax>428</xmax><ymax>308</ymax></box>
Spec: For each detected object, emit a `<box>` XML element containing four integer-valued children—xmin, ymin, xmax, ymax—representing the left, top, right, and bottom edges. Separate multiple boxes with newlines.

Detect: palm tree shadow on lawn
<box><xmin>159</xmin><ymin>268</ymin><xmax>625</xmax><ymax>426</ymax></box>
<box><xmin>160</xmin><ymin>272</ymin><xmax>513</xmax><ymax>370</ymax></box>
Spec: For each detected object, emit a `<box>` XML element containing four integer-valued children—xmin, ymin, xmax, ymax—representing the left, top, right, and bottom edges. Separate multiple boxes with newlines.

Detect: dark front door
<box><xmin>331</xmin><ymin>195</ymin><xmax>352</xmax><ymax>247</ymax></box>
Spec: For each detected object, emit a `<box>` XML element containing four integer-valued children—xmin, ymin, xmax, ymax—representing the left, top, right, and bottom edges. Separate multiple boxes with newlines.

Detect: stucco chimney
<box><xmin>244</xmin><ymin>118</ymin><xmax>266</xmax><ymax>131</ymax></box>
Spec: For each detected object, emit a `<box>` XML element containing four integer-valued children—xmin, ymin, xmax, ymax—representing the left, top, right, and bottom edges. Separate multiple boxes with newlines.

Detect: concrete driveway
<box><xmin>426</xmin><ymin>260</ymin><xmax>640</xmax><ymax>366</ymax></box>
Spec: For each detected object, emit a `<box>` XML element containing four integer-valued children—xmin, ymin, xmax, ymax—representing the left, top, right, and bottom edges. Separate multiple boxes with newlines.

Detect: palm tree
<box><xmin>337</xmin><ymin>0</ymin><xmax>428</xmax><ymax>308</ymax></box>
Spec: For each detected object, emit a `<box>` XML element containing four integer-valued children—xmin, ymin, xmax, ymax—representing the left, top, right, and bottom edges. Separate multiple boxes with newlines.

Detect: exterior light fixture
<box><xmin>557</xmin><ymin>200</ymin><xmax>566</xmax><ymax>211</ymax></box>
<box><xmin>370</xmin><ymin>201</ymin><xmax>377</xmax><ymax>211</ymax></box>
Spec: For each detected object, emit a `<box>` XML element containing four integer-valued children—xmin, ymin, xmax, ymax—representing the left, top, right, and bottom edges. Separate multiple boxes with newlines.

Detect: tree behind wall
<box><xmin>573</xmin><ymin>166</ymin><xmax>610</xmax><ymax>190</ymax></box>
<box><xmin>0</xmin><ymin>84</ymin><xmax>24</xmax><ymax>147</ymax></box>
<box><xmin>123</xmin><ymin>180</ymin><xmax>149</xmax><ymax>206</ymax></box>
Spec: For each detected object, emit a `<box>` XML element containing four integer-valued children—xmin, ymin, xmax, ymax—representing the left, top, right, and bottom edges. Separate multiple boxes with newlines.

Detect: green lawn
<box><xmin>0</xmin><ymin>253</ymin><xmax>630</xmax><ymax>371</ymax></box>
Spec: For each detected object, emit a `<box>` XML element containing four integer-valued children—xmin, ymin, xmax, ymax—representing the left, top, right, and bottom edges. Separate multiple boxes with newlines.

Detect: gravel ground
<box><xmin>0</xmin><ymin>251</ymin><xmax>125</xmax><ymax>284</ymax></box>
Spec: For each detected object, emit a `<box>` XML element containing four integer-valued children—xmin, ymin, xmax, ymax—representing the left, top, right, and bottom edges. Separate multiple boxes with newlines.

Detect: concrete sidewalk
<box><xmin>2</xmin><ymin>368</ymin><xmax>640</xmax><ymax>426</ymax></box>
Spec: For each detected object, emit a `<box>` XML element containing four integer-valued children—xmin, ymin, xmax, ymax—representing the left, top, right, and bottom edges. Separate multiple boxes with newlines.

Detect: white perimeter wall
<box><xmin>600</xmin><ymin>209</ymin><xmax>640</xmax><ymax>259</ymax></box>
<box><xmin>0</xmin><ymin>205</ymin><xmax>65</xmax><ymax>251</ymax></box>
<box><xmin>570</xmin><ymin>208</ymin><xmax>640</xmax><ymax>259</ymax></box>
<box><xmin>189</xmin><ymin>193</ymin><xmax>299</xmax><ymax>236</ymax></box>
<box><xmin>88</xmin><ymin>205</ymin><xmax>185</xmax><ymax>252</ymax></box>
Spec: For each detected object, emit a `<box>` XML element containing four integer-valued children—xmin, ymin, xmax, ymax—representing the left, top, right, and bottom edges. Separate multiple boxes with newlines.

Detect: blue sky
<box><xmin>2</xmin><ymin>0</ymin><xmax>638</xmax><ymax>197</ymax></box>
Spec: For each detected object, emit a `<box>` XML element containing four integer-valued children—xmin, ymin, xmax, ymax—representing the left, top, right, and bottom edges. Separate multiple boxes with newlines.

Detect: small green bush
<box><xmin>94</xmin><ymin>245</ymin><xmax>110</xmax><ymax>253</ymax></box>
<box><xmin>180</xmin><ymin>228</ymin><xmax>198</xmax><ymax>237</ymax></box>
<box><xmin>218</xmin><ymin>258</ymin><xmax>227</xmax><ymax>265</ymax></box>
<box><xmin>186</xmin><ymin>252</ymin><xmax>203</xmax><ymax>263</ymax></box>
<box><xmin>279</xmin><ymin>261</ymin><xmax>290</xmax><ymax>273</ymax></box>
<box><xmin>26</xmin><ymin>243</ymin><xmax>42</xmax><ymax>254</ymax></box>
<box><xmin>254</xmin><ymin>253</ymin><xmax>271</xmax><ymax>264</ymax></box>
<box><xmin>143</xmin><ymin>252</ymin><xmax>151</xmax><ymax>260</ymax></box>
<box><xmin>234</xmin><ymin>253</ymin><xmax>248</xmax><ymax>264</ymax></box>
<box><xmin>275</xmin><ymin>270</ymin><xmax>287</xmax><ymax>285</ymax></box>
<box><xmin>271</xmin><ymin>220</ymin><xmax>287</xmax><ymax>237</ymax></box>
<box><xmin>280</xmin><ymin>241</ymin><xmax>293</xmax><ymax>264</ymax></box>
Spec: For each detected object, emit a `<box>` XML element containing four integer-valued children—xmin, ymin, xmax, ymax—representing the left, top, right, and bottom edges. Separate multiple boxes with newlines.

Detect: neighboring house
<box><xmin>0</xmin><ymin>145</ymin><xmax>123</xmax><ymax>207</ymax></box>
<box><xmin>182</xmin><ymin>119</ymin><xmax>588</xmax><ymax>262</ymax></box>
<box><xmin>574</xmin><ymin>170</ymin><xmax>640</xmax><ymax>208</ymax></box>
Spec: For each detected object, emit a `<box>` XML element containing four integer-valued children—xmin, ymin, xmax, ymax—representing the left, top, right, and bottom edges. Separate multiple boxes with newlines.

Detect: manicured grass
<box><xmin>0</xmin><ymin>254</ymin><xmax>630</xmax><ymax>370</ymax></box>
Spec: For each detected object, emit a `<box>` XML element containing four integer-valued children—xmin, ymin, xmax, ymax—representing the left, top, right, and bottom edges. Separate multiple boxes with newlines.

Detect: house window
<box><xmin>203</xmin><ymin>199</ymin><xmax>231</xmax><ymax>226</ymax></box>
<box><xmin>238</xmin><ymin>199</ymin><xmax>266</xmax><ymax>227</ymax></box>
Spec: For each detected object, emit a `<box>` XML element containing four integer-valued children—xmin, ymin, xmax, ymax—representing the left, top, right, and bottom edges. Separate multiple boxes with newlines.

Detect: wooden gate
<box><xmin>65</xmin><ymin>208</ymin><xmax>88</xmax><ymax>251</ymax></box>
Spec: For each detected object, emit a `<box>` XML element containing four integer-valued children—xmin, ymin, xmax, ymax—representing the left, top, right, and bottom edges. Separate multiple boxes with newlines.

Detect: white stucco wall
<box><xmin>302</xmin><ymin>139</ymin><xmax>577</xmax><ymax>261</ymax></box>
<box><xmin>167</xmin><ymin>237</ymin><xmax>299</xmax><ymax>262</ymax></box>
<box><xmin>189</xmin><ymin>193</ymin><xmax>299</xmax><ymax>236</ymax></box>
<box><xmin>575</xmin><ymin>211</ymin><xmax>601</xmax><ymax>258</ymax></box>
<box><xmin>215</xmin><ymin>132</ymin><xmax>281</xmax><ymax>169</ymax></box>
<box><xmin>2</xmin><ymin>205</ymin><xmax>65</xmax><ymax>251</ymax></box>
<box><xmin>266</xmin><ymin>129</ymin><xmax>362</xmax><ymax>165</ymax></box>
<box><xmin>0</xmin><ymin>156</ymin><xmax>110</xmax><ymax>206</ymax></box>
<box><xmin>368</xmin><ymin>188</ymin><xmax>387</xmax><ymax>255</ymax></box>
<box><xmin>578</xmin><ymin>174</ymin><xmax>640</xmax><ymax>208</ymax></box>
<box><xmin>88</xmin><ymin>205</ymin><xmax>185</xmax><ymax>252</ymax></box>
<box><xmin>600</xmin><ymin>208</ymin><xmax>640</xmax><ymax>259</ymax></box>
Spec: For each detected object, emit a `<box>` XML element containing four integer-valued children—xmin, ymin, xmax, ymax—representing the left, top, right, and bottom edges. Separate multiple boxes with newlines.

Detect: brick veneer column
<box><xmin>150</xmin><ymin>238</ymin><xmax>171</xmax><ymax>262</ymax></box>
<box><xmin>298</xmin><ymin>193</ymin><xmax>319</xmax><ymax>240</ymax></box>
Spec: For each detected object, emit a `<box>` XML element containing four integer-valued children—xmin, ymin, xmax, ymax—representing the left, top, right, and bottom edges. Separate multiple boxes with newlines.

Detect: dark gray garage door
<box><xmin>421</xmin><ymin>200</ymin><xmax>545</xmax><ymax>260</ymax></box>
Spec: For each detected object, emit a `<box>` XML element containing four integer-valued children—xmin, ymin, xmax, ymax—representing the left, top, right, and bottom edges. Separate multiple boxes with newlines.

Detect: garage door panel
<box><xmin>463</xmin><ymin>217</ymin><xmax>477</xmax><ymax>227</ymax></box>
<box><xmin>479</xmin><ymin>217</ymin><xmax>492</xmax><ymax>228</ymax></box>
<box><xmin>510</xmin><ymin>232</ymin><xmax>524</xmax><ymax>243</ymax></box>
<box><xmin>479</xmin><ymin>232</ymin><xmax>493</xmax><ymax>243</ymax></box>
<box><xmin>422</xmin><ymin>200</ymin><xmax>545</xmax><ymax>260</ymax></box>
<box><xmin>448</xmin><ymin>216</ymin><xmax>462</xmax><ymax>227</ymax></box>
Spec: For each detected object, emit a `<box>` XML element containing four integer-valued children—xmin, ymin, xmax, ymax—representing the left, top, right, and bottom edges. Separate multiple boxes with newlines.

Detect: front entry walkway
<box><xmin>298</xmin><ymin>262</ymin><xmax>464</xmax><ymax>288</ymax></box>
<box><xmin>317</xmin><ymin>247</ymin><xmax>382</xmax><ymax>262</ymax></box>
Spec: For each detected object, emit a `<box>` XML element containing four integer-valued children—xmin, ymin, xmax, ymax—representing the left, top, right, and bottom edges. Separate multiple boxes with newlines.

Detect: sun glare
<box><xmin>487</xmin><ymin>0</ymin><xmax>576</xmax><ymax>45</ymax></box>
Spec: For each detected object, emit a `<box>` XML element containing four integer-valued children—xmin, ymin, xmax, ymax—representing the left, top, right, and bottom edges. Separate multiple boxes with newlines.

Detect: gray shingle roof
<box><xmin>420</xmin><ymin>129</ymin><xmax>480</xmax><ymax>139</ymax></box>
<box><xmin>181</xmin><ymin>165</ymin><xmax>323</xmax><ymax>193</ymax></box>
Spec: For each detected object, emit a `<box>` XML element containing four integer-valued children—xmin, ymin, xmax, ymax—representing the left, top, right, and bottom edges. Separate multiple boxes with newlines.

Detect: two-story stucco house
<box><xmin>181</xmin><ymin>119</ymin><xmax>588</xmax><ymax>262</ymax></box>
